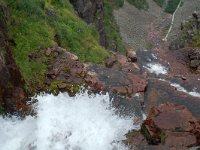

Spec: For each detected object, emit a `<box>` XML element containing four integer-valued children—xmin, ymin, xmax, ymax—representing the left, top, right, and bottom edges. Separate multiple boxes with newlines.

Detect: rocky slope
<box><xmin>0</xmin><ymin>3</ymin><xmax>27</xmax><ymax>114</ymax></box>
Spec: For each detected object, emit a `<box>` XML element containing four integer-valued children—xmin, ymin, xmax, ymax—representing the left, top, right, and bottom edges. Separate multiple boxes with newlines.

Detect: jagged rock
<box><xmin>85</xmin><ymin>71</ymin><xmax>105</xmax><ymax>92</ymax></box>
<box><xmin>141</xmin><ymin>103</ymin><xmax>200</xmax><ymax>148</ymax></box>
<box><xmin>105</xmin><ymin>57</ymin><xmax>117</xmax><ymax>68</ymax></box>
<box><xmin>127</xmin><ymin>49</ymin><xmax>137</xmax><ymax>62</ymax></box>
<box><xmin>125</xmin><ymin>130</ymin><xmax>148</xmax><ymax>148</ymax></box>
<box><xmin>0</xmin><ymin>8</ymin><xmax>27</xmax><ymax>114</ymax></box>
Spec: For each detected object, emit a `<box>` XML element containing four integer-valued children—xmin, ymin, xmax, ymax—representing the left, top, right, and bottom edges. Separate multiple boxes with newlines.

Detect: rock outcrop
<box><xmin>0</xmin><ymin>3</ymin><xmax>28</xmax><ymax>114</ymax></box>
<box><xmin>127</xmin><ymin>103</ymin><xmax>200</xmax><ymax>149</ymax></box>
<box><xmin>69</xmin><ymin>0</ymin><xmax>108</xmax><ymax>48</ymax></box>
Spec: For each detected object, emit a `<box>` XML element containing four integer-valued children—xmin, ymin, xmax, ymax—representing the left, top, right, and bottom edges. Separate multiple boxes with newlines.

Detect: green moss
<box><xmin>50</xmin><ymin>80</ymin><xmax>80</xmax><ymax>96</ymax></box>
<box><xmin>127</xmin><ymin>0</ymin><xmax>149</xmax><ymax>10</ymax></box>
<box><xmin>141</xmin><ymin>124</ymin><xmax>153</xmax><ymax>144</ymax></box>
<box><xmin>5</xmin><ymin>0</ymin><xmax>109</xmax><ymax>92</ymax></box>
<box><xmin>103</xmin><ymin>0</ymin><xmax>126</xmax><ymax>53</ymax></box>
<box><xmin>159</xmin><ymin>131</ymin><xmax>166</xmax><ymax>145</ymax></box>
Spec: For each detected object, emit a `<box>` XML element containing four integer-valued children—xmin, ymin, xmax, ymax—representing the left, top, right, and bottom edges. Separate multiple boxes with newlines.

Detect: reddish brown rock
<box><xmin>125</xmin><ymin>130</ymin><xmax>148</xmax><ymax>147</ymax></box>
<box><xmin>4</xmin><ymin>87</ymin><xmax>28</xmax><ymax>114</ymax></box>
<box><xmin>127</xmin><ymin>73</ymin><xmax>147</xmax><ymax>93</ymax></box>
<box><xmin>127</xmin><ymin>49</ymin><xmax>137</xmax><ymax>62</ymax></box>
<box><xmin>105</xmin><ymin>57</ymin><xmax>117</xmax><ymax>68</ymax></box>
<box><xmin>85</xmin><ymin>71</ymin><xmax>105</xmax><ymax>92</ymax></box>
<box><xmin>142</xmin><ymin>103</ymin><xmax>200</xmax><ymax>147</ymax></box>
<box><xmin>165</xmin><ymin>132</ymin><xmax>197</xmax><ymax>147</ymax></box>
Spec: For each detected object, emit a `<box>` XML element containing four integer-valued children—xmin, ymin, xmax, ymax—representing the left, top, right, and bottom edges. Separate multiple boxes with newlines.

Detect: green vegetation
<box><xmin>165</xmin><ymin>0</ymin><xmax>181</xmax><ymax>14</ymax></box>
<box><xmin>153</xmin><ymin>0</ymin><xmax>165</xmax><ymax>7</ymax></box>
<box><xmin>103</xmin><ymin>0</ymin><xmax>125</xmax><ymax>53</ymax></box>
<box><xmin>5</xmin><ymin>0</ymin><xmax>109</xmax><ymax>91</ymax></box>
<box><xmin>159</xmin><ymin>131</ymin><xmax>166</xmax><ymax>145</ymax></box>
<box><xmin>127</xmin><ymin>0</ymin><xmax>149</xmax><ymax>10</ymax></box>
<box><xmin>50</xmin><ymin>80</ymin><xmax>80</xmax><ymax>96</ymax></box>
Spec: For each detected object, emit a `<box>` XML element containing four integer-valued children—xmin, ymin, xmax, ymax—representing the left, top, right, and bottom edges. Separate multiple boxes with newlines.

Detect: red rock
<box><xmin>127</xmin><ymin>73</ymin><xmax>147</xmax><ymax>93</ymax></box>
<box><xmin>111</xmin><ymin>86</ymin><xmax>127</xmax><ymax>95</ymax></box>
<box><xmin>85</xmin><ymin>71</ymin><xmax>105</xmax><ymax>92</ymax></box>
<box><xmin>105</xmin><ymin>57</ymin><xmax>117</xmax><ymax>68</ymax></box>
<box><xmin>126</xmin><ymin>131</ymin><xmax>148</xmax><ymax>146</ymax></box>
<box><xmin>142</xmin><ymin>103</ymin><xmax>200</xmax><ymax>147</ymax></box>
<box><xmin>165</xmin><ymin>132</ymin><xmax>197</xmax><ymax>147</ymax></box>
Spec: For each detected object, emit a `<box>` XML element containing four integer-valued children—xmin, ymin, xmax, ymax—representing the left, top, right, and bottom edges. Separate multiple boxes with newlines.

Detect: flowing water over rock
<box><xmin>0</xmin><ymin>92</ymin><xmax>138</xmax><ymax>150</ymax></box>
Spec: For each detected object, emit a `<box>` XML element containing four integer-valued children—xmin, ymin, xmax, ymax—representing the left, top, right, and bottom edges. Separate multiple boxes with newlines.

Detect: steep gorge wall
<box><xmin>0</xmin><ymin>3</ymin><xmax>27</xmax><ymax>114</ymax></box>
<box><xmin>69</xmin><ymin>0</ymin><xmax>108</xmax><ymax>48</ymax></box>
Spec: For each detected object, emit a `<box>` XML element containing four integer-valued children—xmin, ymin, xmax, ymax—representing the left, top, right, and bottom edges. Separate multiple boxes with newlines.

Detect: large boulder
<box><xmin>141</xmin><ymin>103</ymin><xmax>200</xmax><ymax>148</ymax></box>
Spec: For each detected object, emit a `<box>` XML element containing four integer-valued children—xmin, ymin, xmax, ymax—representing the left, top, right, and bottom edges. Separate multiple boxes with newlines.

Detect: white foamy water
<box><xmin>170</xmin><ymin>83</ymin><xmax>200</xmax><ymax>98</ymax></box>
<box><xmin>0</xmin><ymin>92</ymin><xmax>136</xmax><ymax>150</ymax></box>
<box><xmin>159</xmin><ymin>79</ymin><xmax>200</xmax><ymax>98</ymax></box>
<box><xmin>145</xmin><ymin>63</ymin><xmax>168</xmax><ymax>75</ymax></box>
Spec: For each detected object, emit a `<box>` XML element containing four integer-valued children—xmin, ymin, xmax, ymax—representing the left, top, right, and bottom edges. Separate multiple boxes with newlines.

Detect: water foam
<box><xmin>0</xmin><ymin>92</ymin><xmax>135</xmax><ymax>150</ymax></box>
<box><xmin>159</xmin><ymin>79</ymin><xmax>200</xmax><ymax>98</ymax></box>
<box><xmin>145</xmin><ymin>63</ymin><xmax>168</xmax><ymax>75</ymax></box>
<box><xmin>170</xmin><ymin>83</ymin><xmax>200</xmax><ymax>98</ymax></box>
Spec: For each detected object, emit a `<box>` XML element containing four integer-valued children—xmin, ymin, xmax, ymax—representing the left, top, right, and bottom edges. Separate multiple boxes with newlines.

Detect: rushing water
<box><xmin>0</xmin><ymin>92</ymin><xmax>137</xmax><ymax>150</ymax></box>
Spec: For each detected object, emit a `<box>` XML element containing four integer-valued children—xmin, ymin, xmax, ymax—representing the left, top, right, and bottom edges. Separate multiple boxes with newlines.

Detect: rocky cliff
<box><xmin>69</xmin><ymin>0</ymin><xmax>108</xmax><ymax>48</ymax></box>
<box><xmin>0</xmin><ymin>3</ymin><xmax>27</xmax><ymax>114</ymax></box>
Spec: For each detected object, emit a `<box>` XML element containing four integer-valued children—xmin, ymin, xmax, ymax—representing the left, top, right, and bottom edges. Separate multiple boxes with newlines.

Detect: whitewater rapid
<box><xmin>0</xmin><ymin>92</ymin><xmax>137</xmax><ymax>150</ymax></box>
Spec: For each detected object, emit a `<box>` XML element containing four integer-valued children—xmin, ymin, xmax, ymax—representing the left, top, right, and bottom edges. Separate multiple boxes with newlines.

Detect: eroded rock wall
<box><xmin>0</xmin><ymin>3</ymin><xmax>27</xmax><ymax>114</ymax></box>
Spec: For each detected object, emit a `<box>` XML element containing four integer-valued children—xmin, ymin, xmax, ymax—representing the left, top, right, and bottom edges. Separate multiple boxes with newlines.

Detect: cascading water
<box><xmin>0</xmin><ymin>91</ymin><xmax>137</xmax><ymax>150</ymax></box>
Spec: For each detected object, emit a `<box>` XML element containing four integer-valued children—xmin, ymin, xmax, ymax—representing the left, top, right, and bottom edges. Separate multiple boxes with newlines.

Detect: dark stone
<box><xmin>105</xmin><ymin>57</ymin><xmax>117</xmax><ymax>68</ymax></box>
<box><xmin>190</xmin><ymin>60</ymin><xmax>200</xmax><ymax>68</ymax></box>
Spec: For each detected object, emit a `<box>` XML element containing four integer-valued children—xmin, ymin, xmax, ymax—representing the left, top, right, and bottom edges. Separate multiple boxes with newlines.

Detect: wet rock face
<box><xmin>0</xmin><ymin>5</ymin><xmax>28</xmax><ymax>114</ymax></box>
<box><xmin>69</xmin><ymin>0</ymin><xmax>108</xmax><ymax>47</ymax></box>
<box><xmin>142</xmin><ymin>103</ymin><xmax>200</xmax><ymax>148</ymax></box>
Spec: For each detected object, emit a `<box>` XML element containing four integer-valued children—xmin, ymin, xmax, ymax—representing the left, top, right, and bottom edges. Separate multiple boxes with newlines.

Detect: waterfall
<box><xmin>0</xmin><ymin>91</ymin><xmax>137</xmax><ymax>150</ymax></box>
